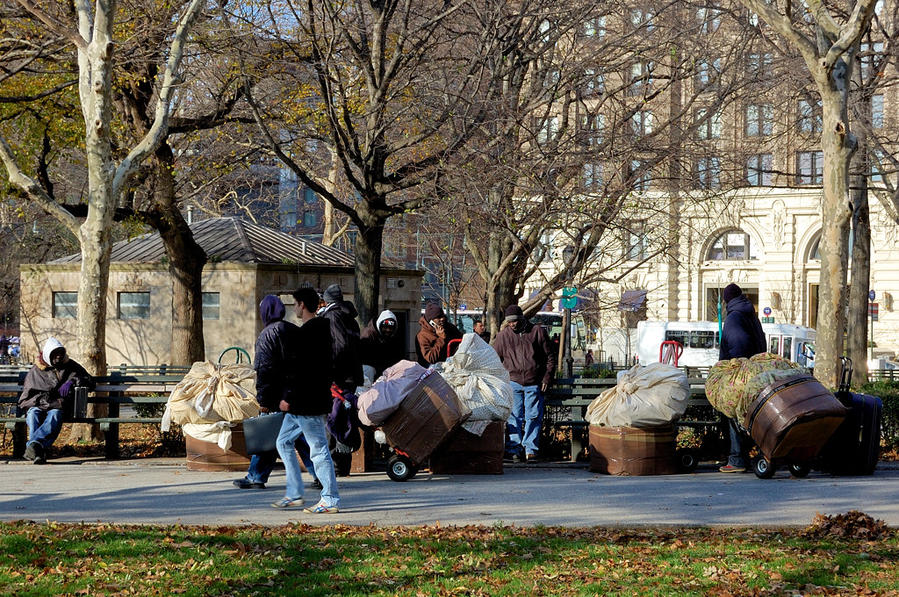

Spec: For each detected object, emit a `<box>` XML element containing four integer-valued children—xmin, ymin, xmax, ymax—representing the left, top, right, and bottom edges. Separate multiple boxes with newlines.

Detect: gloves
<box><xmin>58</xmin><ymin>380</ymin><xmax>75</xmax><ymax>398</ymax></box>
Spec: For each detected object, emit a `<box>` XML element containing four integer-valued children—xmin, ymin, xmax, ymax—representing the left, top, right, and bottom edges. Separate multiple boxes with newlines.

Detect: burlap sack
<box><xmin>161</xmin><ymin>361</ymin><xmax>259</xmax><ymax>430</ymax></box>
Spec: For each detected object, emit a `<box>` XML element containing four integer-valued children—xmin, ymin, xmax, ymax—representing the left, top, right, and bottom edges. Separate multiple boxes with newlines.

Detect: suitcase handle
<box><xmin>839</xmin><ymin>356</ymin><xmax>852</xmax><ymax>393</ymax></box>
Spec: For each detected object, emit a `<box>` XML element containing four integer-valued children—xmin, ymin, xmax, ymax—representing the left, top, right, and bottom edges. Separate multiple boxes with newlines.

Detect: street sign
<box><xmin>561</xmin><ymin>287</ymin><xmax>578</xmax><ymax>309</ymax></box>
<box><xmin>869</xmin><ymin>290</ymin><xmax>876</xmax><ymax>301</ymax></box>
<box><xmin>761</xmin><ymin>316</ymin><xmax>775</xmax><ymax>323</ymax></box>
<box><xmin>763</xmin><ymin>307</ymin><xmax>772</xmax><ymax>316</ymax></box>
<box><xmin>459</xmin><ymin>303</ymin><xmax>467</xmax><ymax>310</ymax></box>
<box><xmin>869</xmin><ymin>302</ymin><xmax>879</xmax><ymax>321</ymax></box>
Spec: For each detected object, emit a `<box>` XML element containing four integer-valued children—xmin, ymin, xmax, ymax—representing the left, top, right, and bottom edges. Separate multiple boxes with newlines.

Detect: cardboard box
<box><xmin>185</xmin><ymin>424</ymin><xmax>251</xmax><ymax>472</ymax></box>
<box><xmin>381</xmin><ymin>372</ymin><xmax>470</xmax><ymax>465</ymax></box>
<box><xmin>430</xmin><ymin>421</ymin><xmax>505</xmax><ymax>475</ymax></box>
<box><xmin>589</xmin><ymin>425</ymin><xmax>678</xmax><ymax>476</ymax></box>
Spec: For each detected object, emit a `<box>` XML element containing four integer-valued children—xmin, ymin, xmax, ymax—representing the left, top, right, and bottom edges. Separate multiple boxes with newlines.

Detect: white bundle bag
<box><xmin>161</xmin><ymin>361</ymin><xmax>259</xmax><ymax>432</ymax></box>
<box><xmin>585</xmin><ymin>363</ymin><xmax>689</xmax><ymax>428</ymax></box>
<box><xmin>439</xmin><ymin>333</ymin><xmax>513</xmax><ymax>436</ymax></box>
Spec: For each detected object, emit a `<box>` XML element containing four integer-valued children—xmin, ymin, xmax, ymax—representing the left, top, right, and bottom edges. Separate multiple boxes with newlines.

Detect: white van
<box><xmin>635</xmin><ymin>320</ymin><xmax>816</xmax><ymax>368</ymax></box>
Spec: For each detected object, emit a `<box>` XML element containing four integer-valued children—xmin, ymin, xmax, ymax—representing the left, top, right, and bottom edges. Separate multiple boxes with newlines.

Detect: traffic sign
<box><xmin>763</xmin><ymin>307</ymin><xmax>772</xmax><ymax>316</ymax></box>
<box><xmin>869</xmin><ymin>290</ymin><xmax>876</xmax><ymax>301</ymax></box>
<box><xmin>761</xmin><ymin>316</ymin><xmax>775</xmax><ymax>323</ymax></box>
<box><xmin>561</xmin><ymin>286</ymin><xmax>577</xmax><ymax>309</ymax></box>
<box><xmin>869</xmin><ymin>302</ymin><xmax>879</xmax><ymax>321</ymax></box>
<box><xmin>562</xmin><ymin>286</ymin><xmax>577</xmax><ymax>297</ymax></box>
<box><xmin>459</xmin><ymin>303</ymin><xmax>467</xmax><ymax>310</ymax></box>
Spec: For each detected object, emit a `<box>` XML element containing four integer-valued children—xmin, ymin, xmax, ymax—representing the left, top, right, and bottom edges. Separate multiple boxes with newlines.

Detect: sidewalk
<box><xmin>4</xmin><ymin>457</ymin><xmax>898</xmax><ymax>527</ymax></box>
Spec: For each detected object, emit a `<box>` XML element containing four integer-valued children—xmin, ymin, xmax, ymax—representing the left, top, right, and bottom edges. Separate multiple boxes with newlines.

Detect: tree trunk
<box><xmin>847</xmin><ymin>87</ymin><xmax>872</xmax><ymax>386</ymax></box>
<box><xmin>353</xmin><ymin>216</ymin><xmax>384</xmax><ymax>327</ymax></box>
<box><xmin>816</xmin><ymin>86</ymin><xmax>855</xmax><ymax>388</ymax></box>
<box><xmin>145</xmin><ymin>144</ymin><xmax>207</xmax><ymax>365</ymax></box>
<box><xmin>482</xmin><ymin>230</ymin><xmax>519</xmax><ymax>338</ymax></box>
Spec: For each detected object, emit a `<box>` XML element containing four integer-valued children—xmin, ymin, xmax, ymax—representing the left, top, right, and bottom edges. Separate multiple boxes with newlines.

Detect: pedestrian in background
<box><xmin>718</xmin><ymin>282</ymin><xmax>767</xmax><ymax>473</ymax></box>
<box><xmin>493</xmin><ymin>305</ymin><xmax>557</xmax><ymax>462</ymax></box>
<box><xmin>360</xmin><ymin>309</ymin><xmax>406</xmax><ymax>380</ymax></box>
<box><xmin>473</xmin><ymin>319</ymin><xmax>491</xmax><ymax>344</ymax></box>
<box><xmin>415</xmin><ymin>302</ymin><xmax>463</xmax><ymax>366</ymax></box>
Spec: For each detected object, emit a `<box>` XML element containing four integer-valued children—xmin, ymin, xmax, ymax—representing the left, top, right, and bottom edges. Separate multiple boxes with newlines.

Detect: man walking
<box><xmin>19</xmin><ymin>337</ymin><xmax>94</xmax><ymax>463</ymax></box>
<box><xmin>493</xmin><ymin>305</ymin><xmax>556</xmax><ymax>462</ymax></box>
<box><xmin>718</xmin><ymin>283</ymin><xmax>767</xmax><ymax>473</ymax></box>
<box><xmin>234</xmin><ymin>295</ymin><xmax>318</xmax><ymax>490</ymax></box>
<box><xmin>272</xmin><ymin>286</ymin><xmax>340</xmax><ymax>513</ymax></box>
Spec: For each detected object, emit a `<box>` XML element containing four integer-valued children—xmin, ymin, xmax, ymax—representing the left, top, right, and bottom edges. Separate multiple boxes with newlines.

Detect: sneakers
<box><xmin>304</xmin><ymin>502</ymin><xmax>339</xmax><ymax>514</ymax></box>
<box><xmin>525</xmin><ymin>453</ymin><xmax>538</xmax><ymax>462</ymax></box>
<box><xmin>233</xmin><ymin>478</ymin><xmax>266</xmax><ymax>489</ymax></box>
<box><xmin>271</xmin><ymin>497</ymin><xmax>304</xmax><ymax>508</ymax></box>
<box><xmin>719</xmin><ymin>464</ymin><xmax>747</xmax><ymax>473</ymax></box>
<box><xmin>23</xmin><ymin>442</ymin><xmax>38</xmax><ymax>461</ymax></box>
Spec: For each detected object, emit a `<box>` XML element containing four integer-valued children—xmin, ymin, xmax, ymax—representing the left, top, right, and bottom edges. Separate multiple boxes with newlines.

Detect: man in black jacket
<box><xmin>360</xmin><ymin>309</ymin><xmax>406</xmax><ymax>380</ymax></box>
<box><xmin>234</xmin><ymin>295</ymin><xmax>317</xmax><ymax>489</ymax></box>
<box><xmin>19</xmin><ymin>337</ymin><xmax>94</xmax><ymax>463</ymax></box>
<box><xmin>272</xmin><ymin>286</ymin><xmax>340</xmax><ymax>513</ymax></box>
<box><xmin>718</xmin><ymin>283</ymin><xmax>767</xmax><ymax>473</ymax></box>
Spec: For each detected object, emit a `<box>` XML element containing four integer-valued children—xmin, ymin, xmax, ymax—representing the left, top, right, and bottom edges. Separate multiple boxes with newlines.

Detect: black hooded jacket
<box><xmin>360</xmin><ymin>319</ymin><xmax>406</xmax><ymax>378</ymax></box>
<box><xmin>254</xmin><ymin>296</ymin><xmax>300</xmax><ymax>411</ymax></box>
<box><xmin>319</xmin><ymin>300</ymin><xmax>363</xmax><ymax>390</ymax></box>
<box><xmin>719</xmin><ymin>294</ymin><xmax>767</xmax><ymax>360</ymax></box>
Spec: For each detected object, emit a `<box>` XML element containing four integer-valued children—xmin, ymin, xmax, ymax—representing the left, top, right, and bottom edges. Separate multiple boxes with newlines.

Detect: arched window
<box><xmin>807</xmin><ymin>229</ymin><xmax>853</xmax><ymax>262</ymax></box>
<box><xmin>706</xmin><ymin>229</ymin><xmax>758</xmax><ymax>260</ymax></box>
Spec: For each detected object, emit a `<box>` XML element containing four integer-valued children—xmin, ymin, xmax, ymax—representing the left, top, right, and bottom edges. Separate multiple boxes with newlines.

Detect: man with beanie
<box><xmin>272</xmin><ymin>286</ymin><xmax>340</xmax><ymax>513</ymax></box>
<box><xmin>415</xmin><ymin>301</ymin><xmax>463</xmax><ymax>366</ymax></box>
<box><xmin>18</xmin><ymin>337</ymin><xmax>94</xmax><ymax>463</ymax></box>
<box><xmin>360</xmin><ymin>309</ymin><xmax>406</xmax><ymax>379</ymax></box>
<box><xmin>493</xmin><ymin>304</ymin><xmax>557</xmax><ymax>462</ymax></box>
<box><xmin>234</xmin><ymin>295</ymin><xmax>319</xmax><ymax>490</ymax></box>
<box><xmin>317</xmin><ymin>283</ymin><xmax>363</xmax><ymax>476</ymax></box>
<box><xmin>718</xmin><ymin>282</ymin><xmax>767</xmax><ymax>473</ymax></box>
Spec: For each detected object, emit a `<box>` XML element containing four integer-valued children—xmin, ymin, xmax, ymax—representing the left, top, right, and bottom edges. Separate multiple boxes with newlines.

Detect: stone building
<box><xmin>19</xmin><ymin>217</ymin><xmax>422</xmax><ymax>366</ymax></box>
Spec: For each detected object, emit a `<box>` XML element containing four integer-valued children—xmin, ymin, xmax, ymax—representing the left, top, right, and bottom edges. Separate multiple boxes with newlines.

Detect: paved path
<box><xmin>3</xmin><ymin>458</ymin><xmax>898</xmax><ymax>527</ymax></box>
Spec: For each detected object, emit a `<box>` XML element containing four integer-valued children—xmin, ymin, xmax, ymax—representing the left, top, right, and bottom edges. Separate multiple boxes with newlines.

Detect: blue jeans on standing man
<box><xmin>26</xmin><ymin>407</ymin><xmax>63</xmax><ymax>449</ymax></box>
<box><xmin>275</xmin><ymin>413</ymin><xmax>339</xmax><ymax>507</ymax></box>
<box><xmin>245</xmin><ymin>437</ymin><xmax>316</xmax><ymax>484</ymax></box>
<box><xmin>505</xmin><ymin>381</ymin><xmax>544</xmax><ymax>458</ymax></box>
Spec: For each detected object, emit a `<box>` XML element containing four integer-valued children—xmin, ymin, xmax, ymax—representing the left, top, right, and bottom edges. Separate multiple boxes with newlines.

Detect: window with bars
<box><xmin>695</xmin><ymin>58</ymin><xmax>721</xmax><ymax>89</ymax></box>
<box><xmin>631</xmin><ymin>110</ymin><xmax>653</xmax><ymax>137</ymax></box>
<box><xmin>707</xmin><ymin>230</ymin><xmax>756</xmax><ymax>260</ymax></box>
<box><xmin>630</xmin><ymin>160</ymin><xmax>651</xmax><ymax>192</ymax></box>
<box><xmin>583</xmin><ymin>162</ymin><xmax>603</xmax><ymax>190</ymax></box>
<box><xmin>872</xmin><ymin>95</ymin><xmax>884</xmax><ymax>129</ymax></box>
<box><xmin>695</xmin><ymin>108</ymin><xmax>722</xmax><ymax>140</ymax></box>
<box><xmin>745</xmin><ymin>104</ymin><xmax>773</xmax><ymax>136</ymax></box>
<box><xmin>798</xmin><ymin>99</ymin><xmax>822</xmax><ymax>134</ymax></box>
<box><xmin>797</xmin><ymin>151</ymin><xmax>823</xmax><ymax>185</ymax></box>
<box><xmin>696</xmin><ymin>157</ymin><xmax>721</xmax><ymax>189</ymax></box>
<box><xmin>746</xmin><ymin>153</ymin><xmax>773</xmax><ymax>186</ymax></box>
<box><xmin>581</xmin><ymin>67</ymin><xmax>604</xmax><ymax>95</ymax></box>
<box><xmin>579</xmin><ymin>112</ymin><xmax>604</xmax><ymax>146</ymax></box>
<box><xmin>118</xmin><ymin>292</ymin><xmax>151</xmax><ymax>320</ymax></box>
<box><xmin>202</xmin><ymin>292</ymin><xmax>220</xmax><ymax>320</ymax></box>
<box><xmin>625</xmin><ymin>220</ymin><xmax>649</xmax><ymax>261</ymax></box>
<box><xmin>52</xmin><ymin>292</ymin><xmax>77</xmax><ymax>319</ymax></box>
<box><xmin>629</xmin><ymin>61</ymin><xmax>653</xmax><ymax>96</ymax></box>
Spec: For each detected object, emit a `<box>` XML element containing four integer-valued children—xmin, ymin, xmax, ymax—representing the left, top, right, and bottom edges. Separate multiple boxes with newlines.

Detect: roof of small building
<box><xmin>51</xmin><ymin>217</ymin><xmax>355</xmax><ymax>267</ymax></box>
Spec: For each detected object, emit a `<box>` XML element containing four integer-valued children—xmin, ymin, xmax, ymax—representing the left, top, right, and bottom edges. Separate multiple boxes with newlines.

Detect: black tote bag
<box><xmin>242</xmin><ymin>412</ymin><xmax>286</xmax><ymax>454</ymax></box>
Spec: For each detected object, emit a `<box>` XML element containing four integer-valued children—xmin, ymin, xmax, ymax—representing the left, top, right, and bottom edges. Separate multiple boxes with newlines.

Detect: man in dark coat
<box><xmin>19</xmin><ymin>337</ymin><xmax>94</xmax><ymax>463</ymax></box>
<box><xmin>718</xmin><ymin>283</ymin><xmax>767</xmax><ymax>473</ymax></box>
<box><xmin>415</xmin><ymin>302</ymin><xmax>463</xmax><ymax>366</ymax></box>
<box><xmin>473</xmin><ymin>320</ymin><xmax>491</xmax><ymax>344</ymax></box>
<box><xmin>360</xmin><ymin>309</ymin><xmax>406</xmax><ymax>379</ymax></box>
<box><xmin>492</xmin><ymin>305</ymin><xmax>557</xmax><ymax>462</ymax></box>
<box><xmin>272</xmin><ymin>286</ymin><xmax>340</xmax><ymax>513</ymax></box>
<box><xmin>317</xmin><ymin>284</ymin><xmax>363</xmax><ymax>475</ymax></box>
<box><xmin>234</xmin><ymin>295</ymin><xmax>317</xmax><ymax>490</ymax></box>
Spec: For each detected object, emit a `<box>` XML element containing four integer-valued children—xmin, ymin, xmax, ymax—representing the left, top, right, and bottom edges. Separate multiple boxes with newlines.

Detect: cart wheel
<box><xmin>789</xmin><ymin>463</ymin><xmax>810</xmax><ymax>478</ymax></box>
<box><xmin>752</xmin><ymin>457</ymin><xmax>775</xmax><ymax>479</ymax></box>
<box><xmin>387</xmin><ymin>455</ymin><xmax>417</xmax><ymax>482</ymax></box>
<box><xmin>676</xmin><ymin>449</ymin><xmax>698</xmax><ymax>473</ymax></box>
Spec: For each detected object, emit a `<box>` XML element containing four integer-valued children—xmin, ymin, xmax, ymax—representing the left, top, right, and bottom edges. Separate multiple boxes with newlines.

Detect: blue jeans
<box><xmin>26</xmin><ymin>407</ymin><xmax>63</xmax><ymax>449</ymax></box>
<box><xmin>727</xmin><ymin>418</ymin><xmax>749</xmax><ymax>467</ymax></box>
<box><xmin>276</xmin><ymin>413</ymin><xmax>339</xmax><ymax>507</ymax></box>
<box><xmin>506</xmin><ymin>382</ymin><xmax>544</xmax><ymax>457</ymax></box>
<box><xmin>246</xmin><ymin>437</ymin><xmax>316</xmax><ymax>484</ymax></box>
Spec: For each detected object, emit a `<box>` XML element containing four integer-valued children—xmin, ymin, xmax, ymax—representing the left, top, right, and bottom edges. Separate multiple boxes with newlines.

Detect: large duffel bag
<box><xmin>744</xmin><ymin>374</ymin><xmax>849</xmax><ymax>462</ymax></box>
<box><xmin>818</xmin><ymin>392</ymin><xmax>882</xmax><ymax>475</ymax></box>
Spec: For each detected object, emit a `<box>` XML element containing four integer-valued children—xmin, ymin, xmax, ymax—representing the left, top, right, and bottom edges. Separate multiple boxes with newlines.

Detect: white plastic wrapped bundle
<box><xmin>586</xmin><ymin>363</ymin><xmax>689</xmax><ymax>428</ymax></box>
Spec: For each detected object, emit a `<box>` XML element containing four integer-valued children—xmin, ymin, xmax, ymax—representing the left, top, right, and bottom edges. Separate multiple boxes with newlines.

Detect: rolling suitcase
<box><xmin>744</xmin><ymin>373</ymin><xmax>849</xmax><ymax>463</ymax></box>
<box><xmin>819</xmin><ymin>358</ymin><xmax>883</xmax><ymax>475</ymax></box>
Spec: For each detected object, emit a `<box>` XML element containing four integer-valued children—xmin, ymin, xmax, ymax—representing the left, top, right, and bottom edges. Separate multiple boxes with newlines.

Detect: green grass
<box><xmin>0</xmin><ymin>522</ymin><xmax>896</xmax><ymax>596</ymax></box>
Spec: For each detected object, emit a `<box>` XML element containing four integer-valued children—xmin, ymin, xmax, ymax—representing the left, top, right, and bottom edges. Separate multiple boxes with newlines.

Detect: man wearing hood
<box><xmin>19</xmin><ymin>337</ymin><xmax>94</xmax><ymax>463</ymax></box>
<box><xmin>718</xmin><ymin>283</ymin><xmax>767</xmax><ymax>473</ymax></box>
<box><xmin>317</xmin><ymin>284</ymin><xmax>363</xmax><ymax>476</ymax></box>
<box><xmin>360</xmin><ymin>310</ymin><xmax>406</xmax><ymax>379</ymax></box>
<box><xmin>493</xmin><ymin>304</ymin><xmax>557</xmax><ymax>462</ymax></box>
<box><xmin>415</xmin><ymin>302</ymin><xmax>463</xmax><ymax>366</ymax></box>
<box><xmin>234</xmin><ymin>295</ymin><xmax>318</xmax><ymax>490</ymax></box>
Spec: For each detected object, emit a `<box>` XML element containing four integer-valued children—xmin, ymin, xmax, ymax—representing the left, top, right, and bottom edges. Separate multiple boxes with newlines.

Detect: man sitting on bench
<box><xmin>18</xmin><ymin>337</ymin><xmax>94</xmax><ymax>464</ymax></box>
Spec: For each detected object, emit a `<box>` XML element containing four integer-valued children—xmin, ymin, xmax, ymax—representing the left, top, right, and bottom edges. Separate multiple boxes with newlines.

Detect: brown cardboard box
<box><xmin>381</xmin><ymin>372</ymin><xmax>470</xmax><ymax>465</ymax></box>
<box><xmin>185</xmin><ymin>424</ymin><xmax>251</xmax><ymax>472</ymax></box>
<box><xmin>430</xmin><ymin>421</ymin><xmax>505</xmax><ymax>475</ymax></box>
<box><xmin>589</xmin><ymin>425</ymin><xmax>678</xmax><ymax>475</ymax></box>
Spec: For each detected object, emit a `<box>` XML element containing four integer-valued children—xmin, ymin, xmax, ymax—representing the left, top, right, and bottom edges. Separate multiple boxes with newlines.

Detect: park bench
<box><xmin>544</xmin><ymin>376</ymin><xmax>723</xmax><ymax>462</ymax></box>
<box><xmin>1</xmin><ymin>369</ymin><xmax>186</xmax><ymax>460</ymax></box>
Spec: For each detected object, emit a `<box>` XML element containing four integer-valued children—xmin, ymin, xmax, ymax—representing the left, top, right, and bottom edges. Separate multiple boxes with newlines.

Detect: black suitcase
<box><xmin>818</xmin><ymin>358</ymin><xmax>882</xmax><ymax>475</ymax></box>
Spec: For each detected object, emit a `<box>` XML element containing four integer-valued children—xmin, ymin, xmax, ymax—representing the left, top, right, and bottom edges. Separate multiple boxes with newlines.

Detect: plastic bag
<box><xmin>586</xmin><ymin>363</ymin><xmax>689</xmax><ymax>427</ymax></box>
<box><xmin>161</xmin><ymin>361</ymin><xmax>259</xmax><ymax>430</ymax></box>
<box><xmin>181</xmin><ymin>421</ymin><xmax>236</xmax><ymax>451</ymax></box>
<box><xmin>706</xmin><ymin>353</ymin><xmax>805</xmax><ymax>420</ymax></box>
<box><xmin>440</xmin><ymin>333</ymin><xmax>513</xmax><ymax>436</ymax></box>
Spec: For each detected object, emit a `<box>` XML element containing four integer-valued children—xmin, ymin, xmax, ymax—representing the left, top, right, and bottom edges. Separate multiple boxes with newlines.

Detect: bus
<box><xmin>444</xmin><ymin>309</ymin><xmax>584</xmax><ymax>348</ymax></box>
<box><xmin>635</xmin><ymin>320</ymin><xmax>816</xmax><ymax>369</ymax></box>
